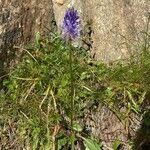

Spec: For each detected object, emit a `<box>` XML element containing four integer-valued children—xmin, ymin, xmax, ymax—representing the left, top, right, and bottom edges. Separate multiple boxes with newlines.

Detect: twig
<box><xmin>39</xmin><ymin>86</ymin><xmax>50</xmax><ymax>116</ymax></box>
<box><xmin>50</xmin><ymin>89</ymin><xmax>58</xmax><ymax>112</ymax></box>
<box><xmin>39</xmin><ymin>86</ymin><xmax>50</xmax><ymax>109</ymax></box>
<box><xmin>52</xmin><ymin>125</ymin><xmax>61</xmax><ymax>150</ymax></box>
<box><xmin>20</xmin><ymin>110</ymin><xmax>29</xmax><ymax>120</ymax></box>
<box><xmin>12</xmin><ymin>76</ymin><xmax>38</xmax><ymax>81</ymax></box>
<box><xmin>21</xmin><ymin>82</ymin><xmax>36</xmax><ymax>102</ymax></box>
<box><xmin>13</xmin><ymin>46</ymin><xmax>38</xmax><ymax>63</ymax></box>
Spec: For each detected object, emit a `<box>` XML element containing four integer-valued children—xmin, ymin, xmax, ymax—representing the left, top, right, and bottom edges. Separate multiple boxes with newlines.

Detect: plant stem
<box><xmin>69</xmin><ymin>43</ymin><xmax>75</xmax><ymax>150</ymax></box>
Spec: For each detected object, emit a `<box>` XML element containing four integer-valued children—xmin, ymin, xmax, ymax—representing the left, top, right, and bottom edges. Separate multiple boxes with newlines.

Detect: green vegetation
<box><xmin>0</xmin><ymin>33</ymin><xmax>150</xmax><ymax>149</ymax></box>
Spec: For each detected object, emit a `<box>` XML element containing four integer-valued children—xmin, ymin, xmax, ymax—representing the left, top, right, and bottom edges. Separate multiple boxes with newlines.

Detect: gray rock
<box><xmin>53</xmin><ymin>0</ymin><xmax>150</xmax><ymax>63</ymax></box>
<box><xmin>83</xmin><ymin>104</ymin><xmax>141</xmax><ymax>149</ymax></box>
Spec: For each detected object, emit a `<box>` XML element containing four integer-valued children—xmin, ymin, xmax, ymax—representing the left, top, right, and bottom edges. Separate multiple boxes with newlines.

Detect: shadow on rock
<box><xmin>133</xmin><ymin>109</ymin><xmax>150</xmax><ymax>150</ymax></box>
<box><xmin>0</xmin><ymin>27</ymin><xmax>22</xmax><ymax>88</ymax></box>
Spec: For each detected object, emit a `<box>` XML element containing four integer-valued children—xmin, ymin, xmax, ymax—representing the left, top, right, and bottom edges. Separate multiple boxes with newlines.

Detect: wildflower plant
<box><xmin>62</xmin><ymin>7</ymin><xmax>80</xmax><ymax>150</ymax></box>
<box><xmin>1</xmin><ymin>3</ymin><xmax>149</xmax><ymax>150</ymax></box>
<box><xmin>62</xmin><ymin>7</ymin><xmax>80</xmax><ymax>40</ymax></box>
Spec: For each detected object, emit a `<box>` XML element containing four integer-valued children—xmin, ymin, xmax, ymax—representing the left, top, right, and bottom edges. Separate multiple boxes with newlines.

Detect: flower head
<box><xmin>62</xmin><ymin>7</ymin><xmax>80</xmax><ymax>40</ymax></box>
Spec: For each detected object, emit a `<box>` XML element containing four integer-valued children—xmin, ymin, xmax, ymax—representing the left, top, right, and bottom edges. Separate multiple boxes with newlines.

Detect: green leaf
<box><xmin>58</xmin><ymin>137</ymin><xmax>68</xmax><ymax>150</ymax></box>
<box><xmin>138</xmin><ymin>91</ymin><xmax>146</xmax><ymax>104</ymax></box>
<box><xmin>126</xmin><ymin>90</ymin><xmax>140</xmax><ymax>114</ymax></box>
<box><xmin>113</xmin><ymin>139</ymin><xmax>121</xmax><ymax>150</ymax></box>
<box><xmin>80</xmin><ymin>72</ymin><xmax>90</xmax><ymax>80</ymax></box>
<box><xmin>35</xmin><ymin>31</ymin><xmax>41</xmax><ymax>49</ymax></box>
<box><xmin>73</xmin><ymin>122</ymin><xmax>83</xmax><ymax>132</ymax></box>
<box><xmin>83</xmin><ymin>138</ymin><xmax>101</xmax><ymax>150</ymax></box>
<box><xmin>61</xmin><ymin>75</ymin><xmax>68</xmax><ymax>87</ymax></box>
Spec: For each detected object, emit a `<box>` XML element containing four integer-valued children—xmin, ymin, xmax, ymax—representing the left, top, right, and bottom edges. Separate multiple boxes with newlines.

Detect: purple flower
<box><xmin>62</xmin><ymin>7</ymin><xmax>80</xmax><ymax>40</ymax></box>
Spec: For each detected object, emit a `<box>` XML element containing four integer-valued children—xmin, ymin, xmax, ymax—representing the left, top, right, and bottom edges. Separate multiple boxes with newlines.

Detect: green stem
<box><xmin>69</xmin><ymin>43</ymin><xmax>75</xmax><ymax>150</ymax></box>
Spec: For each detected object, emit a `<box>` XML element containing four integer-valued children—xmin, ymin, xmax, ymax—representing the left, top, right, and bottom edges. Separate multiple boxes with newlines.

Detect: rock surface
<box><xmin>53</xmin><ymin>0</ymin><xmax>150</xmax><ymax>63</ymax></box>
<box><xmin>84</xmin><ymin>104</ymin><xmax>141</xmax><ymax>149</ymax></box>
<box><xmin>0</xmin><ymin>0</ymin><xmax>54</xmax><ymax>77</ymax></box>
<box><xmin>1</xmin><ymin>0</ymin><xmax>149</xmax><ymax>68</ymax></box>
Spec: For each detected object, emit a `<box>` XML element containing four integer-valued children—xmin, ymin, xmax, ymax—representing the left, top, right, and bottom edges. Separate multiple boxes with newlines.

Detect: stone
<box><xmin>52</xmin><ymin>0</ymin><xmax>150</xmax><ymax>63</ymax></box>
<box><xmin>55</xmin><ymin>0</ymin><xmax>64</xmax><ymax>5</ymax></box>
<box><xmin>83</xmin><ymin>104</ymin><xmax>141</xmax><ymax>149</ymax></box>
<box><xmin>0</xmin><ymin>0</ymin><xmax>54</xmax><ymax>79</ymax></box>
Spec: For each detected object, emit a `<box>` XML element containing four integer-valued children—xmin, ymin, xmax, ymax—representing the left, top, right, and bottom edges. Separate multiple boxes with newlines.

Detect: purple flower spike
<box><xmin>62</xmin><ymin>7</ymin><xmax>80</xmax><ymax>40</ymax></box>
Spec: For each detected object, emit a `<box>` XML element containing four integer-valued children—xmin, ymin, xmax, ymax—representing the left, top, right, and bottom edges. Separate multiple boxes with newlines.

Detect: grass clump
<box><xmin>0</xmin><ymin>33</ymin><xmax>150</xmax><ymax>149</ymax></box>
